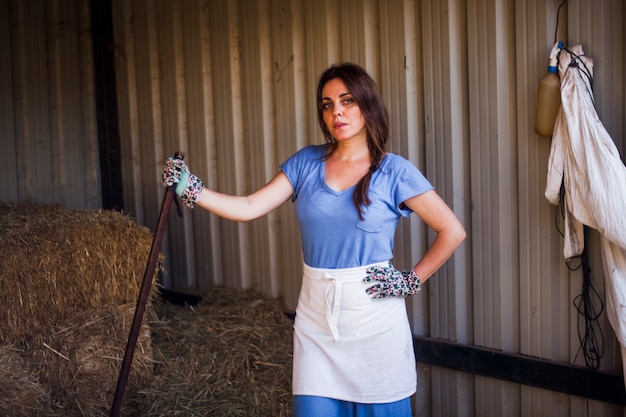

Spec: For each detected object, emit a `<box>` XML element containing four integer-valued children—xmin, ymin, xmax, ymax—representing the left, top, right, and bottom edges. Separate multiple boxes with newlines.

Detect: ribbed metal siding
<box><xmin>1</xmin><ymin>0</ymin><xmax>100</xmax><ymax>208</ymax></box>
<box><xmin>2</xmin><ymin>0</ymin><xmax>622</xmax><ymax>415</ymax></box>
<box><xmin>109</xmin><ymin>1</ymin><xmax>625</xmax><ymax>415</ymax></box>
<box><xmin>108</xmin><ymin>1</ymin><xmax>626</xmax><ymax>415</ymax></box>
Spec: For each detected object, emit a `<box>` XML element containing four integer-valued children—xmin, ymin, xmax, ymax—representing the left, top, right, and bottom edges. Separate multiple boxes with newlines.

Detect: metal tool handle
<box><xmin>110</xmin><ymin>151</ymin><xmax>184</xmax><ymax>417</ymax></box>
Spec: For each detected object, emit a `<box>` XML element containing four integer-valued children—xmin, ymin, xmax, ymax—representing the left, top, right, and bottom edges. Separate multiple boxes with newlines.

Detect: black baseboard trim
<box><xmin>413</xmin><ymin>336</ymin><xmax>626</xmax><ymax>406</ymax></box>
<box><xmin>159</xmin><ymin>288</ymin><xmax>203</xmax><ymax>306</ymax></box>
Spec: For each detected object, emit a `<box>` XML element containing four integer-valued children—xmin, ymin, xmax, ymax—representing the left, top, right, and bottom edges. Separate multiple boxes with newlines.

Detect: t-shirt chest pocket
<box><xmin>356</xmin><ymin>203</ymin><xmax>387</xmax><ymax>233</ymax></box>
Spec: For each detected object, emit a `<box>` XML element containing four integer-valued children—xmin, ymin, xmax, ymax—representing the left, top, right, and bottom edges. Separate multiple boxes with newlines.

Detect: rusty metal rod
<box><xmin>110</xmin><ymin>152</ymin><xmax>184</xmax><ymax>417</ymax></box>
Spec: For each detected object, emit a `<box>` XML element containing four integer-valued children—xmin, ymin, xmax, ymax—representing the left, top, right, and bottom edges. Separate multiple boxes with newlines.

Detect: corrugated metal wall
<box><xmin>1</xmin><ymin>0</ymin><xmax>101</xmax><ymax>208</ymax></box>
<box><xmin>2</xmin><ymin>0</ymin><xmax>625</xmax><ymax>415</ymax></box>
<box><xmin>109</xmin><ymin>0</ymin><xmax>626</xmax><ymax>415</ymax></box>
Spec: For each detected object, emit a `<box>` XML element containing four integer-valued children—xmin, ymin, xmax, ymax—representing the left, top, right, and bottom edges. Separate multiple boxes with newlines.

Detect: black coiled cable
<box><xmin>555</xmin><ymin>185</ymin><xmax>605</xmax><ymax>371</ymax></box>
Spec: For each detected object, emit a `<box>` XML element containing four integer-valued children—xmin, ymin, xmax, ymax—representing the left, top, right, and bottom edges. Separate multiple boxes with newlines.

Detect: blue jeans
<box><xmin>292</xmin><ymin>395</ymin><xmax>412</xmax><ymax>417</ymax></box>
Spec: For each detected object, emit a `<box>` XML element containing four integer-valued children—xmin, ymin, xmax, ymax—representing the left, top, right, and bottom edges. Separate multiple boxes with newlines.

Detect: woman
<box><xmin>162</xmin><ymin>62</ymin><xmax>466</xmax><ymax>417</ymax></box>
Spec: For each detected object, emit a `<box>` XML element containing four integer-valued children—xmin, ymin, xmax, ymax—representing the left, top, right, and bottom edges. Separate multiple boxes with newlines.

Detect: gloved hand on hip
<box><xmin>161</xmin><ymin>157</ymin><xmax>204</xmax><ymax>209</ymax></box>
<box><xmin>364</xmin><ymin>262</ymin><xmax>421</xmax><ymax>299</ymax></box>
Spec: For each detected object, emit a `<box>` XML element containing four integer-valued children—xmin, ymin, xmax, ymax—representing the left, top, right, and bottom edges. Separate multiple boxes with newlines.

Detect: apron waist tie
<box><xmin>323</xmin><ymin>272</ymin><xmax>342</xmax><ymax>342</ymax></box>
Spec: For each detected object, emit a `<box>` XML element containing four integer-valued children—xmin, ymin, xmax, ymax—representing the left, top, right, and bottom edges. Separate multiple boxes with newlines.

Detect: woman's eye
<box><xmin>343</xmin><ymin>98</ymin><xmax>354</xmax><ymax>105</ymax></box>
<box><xmin>322</xmin><ymin>102</ymin><xmax>333</xmax><ymax>110</ymax></box>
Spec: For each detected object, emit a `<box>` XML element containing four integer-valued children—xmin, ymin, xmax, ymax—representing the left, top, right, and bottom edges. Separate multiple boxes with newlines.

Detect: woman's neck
<box><xmin>330</xmin><ymin>139</ymin><xmax>370</xmax><ymax>162</ymax></box>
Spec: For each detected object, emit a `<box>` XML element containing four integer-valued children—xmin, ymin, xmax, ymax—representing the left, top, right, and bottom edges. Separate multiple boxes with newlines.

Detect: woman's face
<box><xmin>321</xmin><ymin>78</ymin><xmax>367</xmax><ymax>144</ymax></box>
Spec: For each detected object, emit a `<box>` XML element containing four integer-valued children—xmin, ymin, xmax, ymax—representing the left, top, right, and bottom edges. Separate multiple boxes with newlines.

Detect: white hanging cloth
<box><xmin>545</xmin><ymin>44</ymin><xmax>626</xmax><ymax>385</ymax></box>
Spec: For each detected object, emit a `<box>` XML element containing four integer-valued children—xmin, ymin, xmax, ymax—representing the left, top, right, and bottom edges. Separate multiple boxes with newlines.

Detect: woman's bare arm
<box><xmin>403</xmin><ymin>190</ymin><xmax>466</xmax><ymax>283</ymax></box>
<box><xmin>194</xmin><ymin>171</ymin><xmax>294</xmax><ymax>222</ymax></box>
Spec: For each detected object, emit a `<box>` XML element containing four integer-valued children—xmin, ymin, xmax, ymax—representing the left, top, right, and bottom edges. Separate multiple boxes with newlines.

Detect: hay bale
<box><xmin>0</xmin><ymin>202</ymin><xmax>159</xmax><ymax>343</ymax></box>
<box><xmin>0</xmin><ymin>345</ymin><xmax>50</xmax><ymax>417</ymax></box>
<box><xmin>0</xmin><ymin>203</ymin><xmax>294</xmax><ymax>416</ymax></box>
<box><xmin>0</xmin><ymin>202</ymin><xmax>161</xmax><ymax>416</ymax></box>
<box><xmin>22</xmin><ymin>305</ymin><xmax>155</xmax><ymax>417</ymax></box>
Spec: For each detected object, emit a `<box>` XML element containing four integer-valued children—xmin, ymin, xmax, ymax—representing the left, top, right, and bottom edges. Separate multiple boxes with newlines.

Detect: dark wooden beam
<box><xmin>413</xmin><ymin>336</ymin><xmax>626</xmax><ymax>406</ymax></box>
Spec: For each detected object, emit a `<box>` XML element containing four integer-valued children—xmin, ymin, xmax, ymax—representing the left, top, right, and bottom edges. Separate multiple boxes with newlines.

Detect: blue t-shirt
<box><xmin>280</xmin><ymin>144</ymin><xmax>434</xmax><ymax>269</ymax></box>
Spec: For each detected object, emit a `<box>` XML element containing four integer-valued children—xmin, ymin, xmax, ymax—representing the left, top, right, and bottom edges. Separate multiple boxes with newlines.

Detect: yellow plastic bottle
<box><xmin>535</xmin><ymin>42</ymin><xmax>563</xmax><ymax>137</ymax></box>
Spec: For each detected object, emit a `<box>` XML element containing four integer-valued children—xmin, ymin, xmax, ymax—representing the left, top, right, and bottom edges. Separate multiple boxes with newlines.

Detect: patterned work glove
<box><xmin>161</xmin><ymin>157</ymin><xmax>204</xmax><ymax>209</ymax></box>
<box><xmin>364</xmin><ymin>262</ymin><xmax>421</xmax><ymax>299</ymax></box>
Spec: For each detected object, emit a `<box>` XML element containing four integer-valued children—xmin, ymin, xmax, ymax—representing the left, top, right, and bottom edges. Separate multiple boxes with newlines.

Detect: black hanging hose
<box><xmin>555</xmin><ymin>185</ymin><xmax>605</xmax><ymax>371</ymax></box>
<box><xmin>553</xmin><ymin>0</ymin><xmax>570</xmax><ymax>45</ymax></box>
<box><xmin>571</xmin><ymin>228</ymin><xmax>604</xmax><ymax>370</ymax></box>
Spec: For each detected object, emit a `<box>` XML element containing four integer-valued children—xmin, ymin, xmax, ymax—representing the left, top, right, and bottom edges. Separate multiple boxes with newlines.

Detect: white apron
<box><xmin>292</xmin><ymin>262</ymin><xmax>417</xmax><ymax>403</ymax></box>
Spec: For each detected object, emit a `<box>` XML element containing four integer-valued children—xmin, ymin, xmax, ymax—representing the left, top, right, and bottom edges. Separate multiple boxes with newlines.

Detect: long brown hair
<box><xmin>316</xmin><ymin>63</ymin><xmax>390</xmax><ymax>219</ymax></box>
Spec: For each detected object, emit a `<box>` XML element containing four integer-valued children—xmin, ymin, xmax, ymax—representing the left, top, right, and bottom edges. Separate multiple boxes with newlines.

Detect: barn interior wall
<box><xmin>1</xmin><ymin>0</ymin><xmax>625</xmax><ymax>415</ymax></box>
